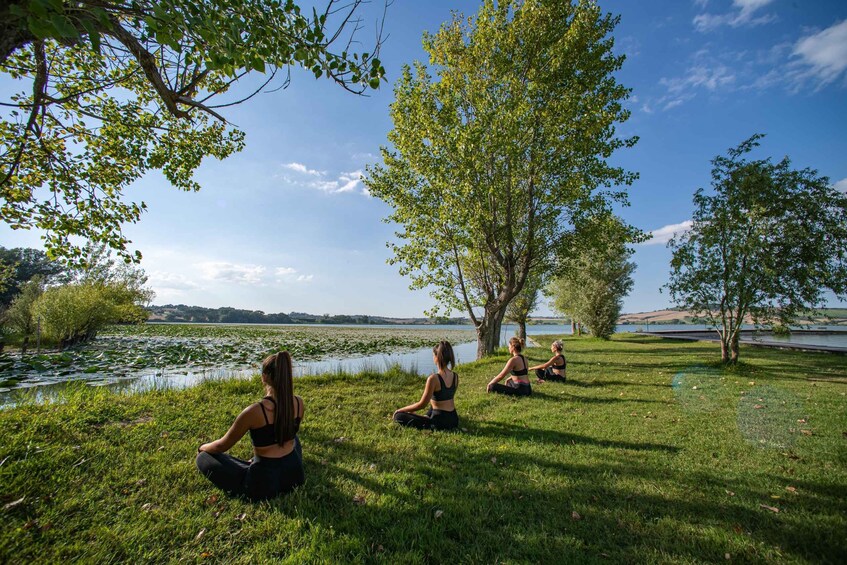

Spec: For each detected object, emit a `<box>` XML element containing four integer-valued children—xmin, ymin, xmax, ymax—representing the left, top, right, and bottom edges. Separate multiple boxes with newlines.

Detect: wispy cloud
<box><xmin>788</xmin><ymin>20</ymin><xmax>847</xmax><ymax>89</ymax></box>
<box><xmin>275</xmin><ymin>267</ymin><xmax>297</xmax><ymax>276</ymax></box>
<box><xmin>197</xmin><ymin>262</ymin><xmax>266</xmax><ymax>285</ymax></box>
<box><xmin>646</xmin><ymin>52</ymin><xmax>736</xmax><ymax>112</ymax></box>
<box><xmin>835</xmin><ymin>177</ymin><xmax>847</xmax><ymax>194</ymax></box>
<box><xmin>281</xmin><ymin>161</ymin><xmax>368</xmax><ymax>196</ymax></box>
<box><xmin>694</xmin><ymin>0</ymin><xmax>776</xmax><ymax>32</ymax></box>
<box><xmin>296</xmin><ymin>274</ymin><xmax>314</xmax><ymax>282</ymax></box>
<box><xmin>643</xmin><ymin>221</ymin><xmax>694</xmax><ymax>245</ymax></box>
<box><xmin>305</xmin><ymin>170</ymin><xmax>363</xmax><ymax>194</ymax></box>
<box><xmin>147</xmin><ymin>271</ymin><xmax>200</xmax><ymax>291</ymax></box>
<box><xmin>282</xmin><ymin>162</ymin><xmax>322</xmax><ymax>176</ymax></box>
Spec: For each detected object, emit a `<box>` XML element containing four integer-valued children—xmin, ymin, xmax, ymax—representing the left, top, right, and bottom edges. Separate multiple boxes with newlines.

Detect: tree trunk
<box><xmin>720</xmin><ymin>331</ymin><xmax>740</xmax><ymax>364</ymax></box>
<box><xmin>476</xmin><ymin>305</ymin><xmax>508</xmax><ymax>359</ymax></box>
<box><xmin>570</xmin><ymin>320</ymin><xmax>576</xmax><ymax>335</ymax></box>
<box><xmin>518</xmin><ymin>320</ymin><xmax>527</xmax><ymax>344</ymax></box>
<box><xmin>730</xmin><ymin>334</ymin><xmax>740</xmax><ymax>363</ymax></box>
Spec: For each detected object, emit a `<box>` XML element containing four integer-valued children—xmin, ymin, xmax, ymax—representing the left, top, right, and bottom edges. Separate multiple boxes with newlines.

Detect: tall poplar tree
<box><xmin>366</xmin><ymin>0</ymin><xmax>638</xmax><ymax>357</ymax></box>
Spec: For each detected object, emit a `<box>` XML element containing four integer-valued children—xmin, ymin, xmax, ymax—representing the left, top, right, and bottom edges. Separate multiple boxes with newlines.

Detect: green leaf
<box><xmin>50</xmin><ymin>14</ymin><xmax>79</xmax><ymax>39</ymax></box>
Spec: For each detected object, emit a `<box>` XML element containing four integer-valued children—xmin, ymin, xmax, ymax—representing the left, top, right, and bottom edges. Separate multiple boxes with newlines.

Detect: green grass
<box><xmin>1</xmin><ymin>334</ymin><xmax>845</xmax><ymax>563</ymax></box>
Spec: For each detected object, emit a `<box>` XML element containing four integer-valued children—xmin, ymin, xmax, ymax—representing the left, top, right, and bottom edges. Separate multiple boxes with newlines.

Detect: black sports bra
<box><xmin>432</xmin><ymin>372</ymin><xmax>458</xmax><ymax>401</ymax></box>
<box><xmin>511</xmin><ymin>355</ymin><xmax>528</xmax><ymax>377</ymax></box>
<box><xmin>249</xmin><ymin>396</ymin><xmax>302</xmax><ymax>447</ymax></box>
<box><xmin>552</xmin><ymin>355</ymin><xmax>566</xmax><ymax>370</ymax></box>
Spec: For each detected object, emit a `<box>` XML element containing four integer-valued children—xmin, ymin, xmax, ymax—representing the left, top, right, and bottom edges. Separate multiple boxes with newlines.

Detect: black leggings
<box><xmin>196</xmin><ymin>436</ymin><xmax>304</xmax><ymax>501</ymax></box>
<box><xmin>536</xmin><ymin>368</ymin><xmax>566</xmax><ymax>382</ymax></box>
<box><xmin>394</xmin><ymin>408</ymin><xmax>459</xmax><ymax>430</ymax></box>
<box><xmin>489</xmin><ymin>382</ymin><xmax>532</xmax><ymax>396</ymax></box>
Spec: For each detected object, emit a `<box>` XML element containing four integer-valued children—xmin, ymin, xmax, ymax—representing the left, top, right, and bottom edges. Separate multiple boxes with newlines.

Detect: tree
<box><xmin>667</xmin><ymin>135</ymin><xmax>847</xmax><ymax>363</ymax></box>
<box><xmin>505</xmin><ymin>271</ymin><xmax>542</xmax><ymax>344</ymax></box>
<box><xmin>0</xmin><ymin>246</ymin><xmax>64</xmax><ymax>307</ymax></box>
<box><xmin>1</xmin><ymin>0</ymin><xmax>386</xmax><ymax>265</ymax></box>
<box><xmin>547</xmin><ymin>218</ymin><xmax>636</xmax><ymax>339</ymax></box>
<box><xmin>365</xmin><ymin>0</ymin><xmax>638</xmax><ymax>358</ymax></box>
<box><xmin>2</xmin><ymin>275</ymin><xmax>45</xmax><ymax>352</ymax></box>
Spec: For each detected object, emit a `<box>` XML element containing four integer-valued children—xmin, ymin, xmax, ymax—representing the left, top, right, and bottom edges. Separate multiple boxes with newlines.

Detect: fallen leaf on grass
<box><xmin>157</xmin><ymin>446</ymin><xmax>165</xmax><ymax>451</ymax></box>
<box><xmin>753</xmin><ymin>404</ymin><xmax>764</xmax><ymax>409</ymax></box>
<box><xmin>732</xmin><ymin>524</ymin><xmax>743</xmax><ymax>534</ymax></box>
<box><xmin>236</xmin><ymin>513</ymin><xmax>247</xmax><ymax>522</ymax></box>
<box><xmin>352</xmin><ymin>494</ymin><xmax>366</xmax><ymax>505</ymax></box>
<box><xmin>141</xmin><ymin>503</ymin><xmax>156</xmax><ymax>512</ymax></box>
<box><xmin>770</xmin><ymin>495</ymin><xmax>781</xmax><ymax>499</ymax></box>
<box><xmin>136</xmin><ymin>479</ymin><xmax>147</xmax><ymax>487</ymax></box>
<box><xmin>200</xmin><ymin>552</ymin><xmax>212</xmax><ymax>559</ymax></box>
<box><xmin>491</xmin><ymin>457</ymin><xmax>497</xmax><ymax>464</ymax></box>
<box><xmin>800</xmin><ymin>429</ymin><xmax>813</xmax><ymax>436</ymax></box>
<box><xmin>797</xmin><ymin>419</ymin><xmax>807</xmax><ymax>424</ymax></box>
<box><xmin>725</xmin><ymin>553</ymin><xmax>731</xmax><ymax>560</ymax></box>
<box><xmin>461</xmin><ymin>428</ymin><xmax>468</xmax><ymax>433</ymax></box>
<box><xmin>377</xmin><ymin>545</ymin><xmax>384</xmax><ymax>552</ymax></box>
<box><xmin>22</xmin><ymin>519</ymin><xmax>37</xmax><ymax>530</ymax></box>
<box><xmin>571</xmin><ymin>511</ymin><xmax>582</xmax><ymax>520</ymax></box>
<box><xmin>39</xmin><ymin>522</ymin><xmax>52</xmax><ymax>532</ymax></box>
<box><xmin>3</xmin><ymin>497</ymin><xmax>25</xmax><ymax>510</ymax></box>
<box><xmin>759</xmin><ymin>504</ymin><xmax>779</xmax><ymax>513</ymax></box>
<box><xmin>333</xmin><ymin>437</ymin><xmax>348</xmax><ymax>443</ymax></box>
<box><xmin>195</xmin><ymin>528</ymin><xmax>206</xmax><ymax>541</ymax></box>
<box><xmin>434</xmin><ymin>510</ymin><xmax>443</xmax><ymax>519</ymax></box>
<box><xmin>204</xmin><ymin>495</ymin><xmax>219</xmax><ymax>505</ymax></box>
<box><xmin>785</xmin><ymin>486</ymin><xmax>797</xmax><ymax>494</ymax></box>
<box><xmin>725</xmin><ymin>490</ymin><xmax>735</xmax><ymax>497</ymax></box>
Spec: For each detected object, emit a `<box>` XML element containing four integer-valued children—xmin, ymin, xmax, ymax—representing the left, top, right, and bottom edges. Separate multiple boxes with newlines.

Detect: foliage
<box><xmin>0</xmin><ymin>246</ymin><xmax>64</xmax><ymax>307</ymax></box>
<box><xmin>1</xmin><ymin>336</ymin><xmax>845</xmax><ymax>562</ymax></box>
<box><xmin>547</xmin><ymin>217</ymin><xmax>637</xmax><ymax>339</ymax></box>
<box><xmin>30</xmin><ymin>281</ymin><xmax>143</xmax><ymax>346</ymax></box>
<box><xmin>1</xmin><ymin>275</ymin><xmax>44</xmax><ymax>344</ymax></box>
<box><xmin>366</xmin><ymin>0</ymin><xmax>638</xmax><ymax>357</ymax></box>
<box><xmin>1</xmin><ymin>0</ymin><xmax>386</xmax><ymax>265</ymax></box>
<box><xmin>667</xmin><ymin>134</ymin><xmax>847</xmax><ymax>363</ymax></box>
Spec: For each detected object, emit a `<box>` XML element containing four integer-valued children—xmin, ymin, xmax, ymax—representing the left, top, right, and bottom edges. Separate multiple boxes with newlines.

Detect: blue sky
<box><xmin>2</xmin><ymin>0</ymin><xmax>846</xmax><ymax>317</ymax></box>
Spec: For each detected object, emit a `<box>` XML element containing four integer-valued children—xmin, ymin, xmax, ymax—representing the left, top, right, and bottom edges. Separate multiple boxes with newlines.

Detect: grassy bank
<box><xmin>1</xmin><ymin>334</ymin><xmax>845</xmax><ymax>563</ymax></box>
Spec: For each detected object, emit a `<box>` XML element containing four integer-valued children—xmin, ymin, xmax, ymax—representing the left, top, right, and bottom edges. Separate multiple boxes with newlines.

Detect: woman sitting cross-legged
<box><xmin>196</xmin><ymin>351</ymin><xmax>305</xmax><ymax>501</ymax></box>
<box><xmin>486</xmin><ymin>337</ymin><xmax>532</xmax><ymax>396</ymax></box>
<box><xmin>392</xmin><ymin>340</ymin><xmax>459</xmax><ymax>431</ymax></box>
<box><xmin>529</xmin><ymin>340</ymin><xmax>567</xmax><ymax>383</ymax></box>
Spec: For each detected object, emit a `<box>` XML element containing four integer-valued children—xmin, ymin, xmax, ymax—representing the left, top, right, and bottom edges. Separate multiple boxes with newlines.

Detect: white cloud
<box><xmin>296</xmin><ymin>274</ymin><xmax>314</xmax><ymax>282</ymax></box>
<box><xmin>694</xmin><ymin>0</ymin><xmax>776</xmax><ymax>32</ymax></box>
<box><xmin>336</xmin><ymin>170</ymin><xmax>363</xmax><ymax>193</ymax></box>
<box><xmin>789</xmin><ymin>20</ymin><xmax>847</xmax><ymax>89</ymax></box>
<box><xmin>643</xmin><ymin>221</ymin><xmax>694</xmax><ymax>245</ymax></box>
<box><xmin>835</xmin><ymin>178</ymin><xmax>847</xmax><ymax>194</ymax></box>
<box><xmin>147</xmin><ymin>271</ymin><xmax>200</xmax><ymax>291</ymax></box>
<box><xmin>283</xmin><ymin>162</ymin><xmax>322</xmax><ymax>176</ymax></box>
<box><xmin>660</xmin><ymin>64</ymin><xmax>735</xmax><ymax>93</ymax></box>
<box><xmin>197</xmin><ymin>262</ymin><xmax>266</xmax><ymax>285</ymax></box>
<box><xmin>306</xmin><ymin>170</ymin><xmax>365</xmax><ymax>195</ymax></box>
<box><xmin>275</xmin><ymin>267</ymin><xmax>297</xmax><ymax>276</ymax></box>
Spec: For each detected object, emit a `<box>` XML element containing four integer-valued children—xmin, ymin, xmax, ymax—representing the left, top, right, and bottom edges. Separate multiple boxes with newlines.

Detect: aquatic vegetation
<box><xmin>0</xmin><ymin>324</ymin><xmax>476</xmax><ymax>393</ymax></box>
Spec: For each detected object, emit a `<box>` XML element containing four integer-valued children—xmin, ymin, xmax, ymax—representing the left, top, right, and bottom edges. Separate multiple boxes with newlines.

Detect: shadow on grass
<box><xmin>269</xmin><ymin>432</ymin><xmax>845</xmax><ymax>563</ymax></box>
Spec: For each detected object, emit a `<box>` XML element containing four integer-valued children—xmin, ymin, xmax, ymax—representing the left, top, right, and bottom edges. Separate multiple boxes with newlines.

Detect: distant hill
<box><xmin>617</xmin><ymin>308</ymin><xmax>847</xmax><ymax>325</ymax></box>
<box><xmin>146</xmin><ymin>305</ymin><xmax>470</xmax><ymax>325</ymax></box>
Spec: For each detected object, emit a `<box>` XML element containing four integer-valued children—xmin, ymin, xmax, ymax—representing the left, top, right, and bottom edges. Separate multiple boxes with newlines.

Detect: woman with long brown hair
<box><xmin>196</xmin><ymin>351</ymin><xmax>305</xmax><ymax>501</ymax></box>
<box><xmin>392</xmin><ymin>340</ymin><xmax>459</xmax><ymax>430</ymax></box>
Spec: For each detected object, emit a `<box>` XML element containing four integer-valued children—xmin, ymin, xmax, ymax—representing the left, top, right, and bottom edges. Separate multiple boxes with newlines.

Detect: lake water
<box><xmin>1</xmin><ymin>322</ymin><xmax>844</xmax><ymax>406</ymax></box>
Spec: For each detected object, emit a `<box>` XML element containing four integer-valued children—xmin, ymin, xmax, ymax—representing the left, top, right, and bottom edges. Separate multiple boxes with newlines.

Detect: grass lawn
<box><xmin>1</xmin><ymin>334</ymin><xmax>845</xmax><ymax>563</ymax></box>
